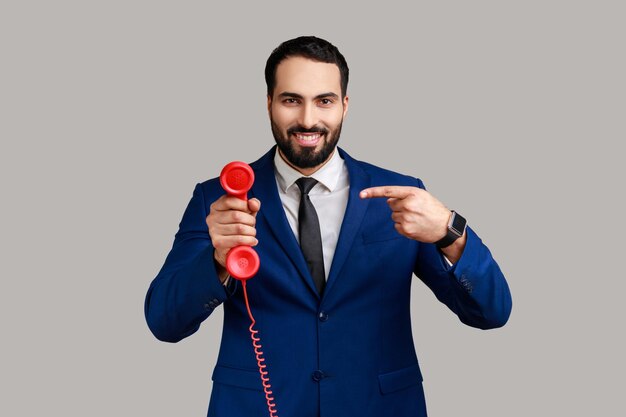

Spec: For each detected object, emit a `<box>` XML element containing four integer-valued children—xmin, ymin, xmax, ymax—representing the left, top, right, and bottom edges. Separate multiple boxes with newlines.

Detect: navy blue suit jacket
<box><xmin>145</xmin><ymin>147</ymin><xmax>512</xmax><ymax>417</ymax></box>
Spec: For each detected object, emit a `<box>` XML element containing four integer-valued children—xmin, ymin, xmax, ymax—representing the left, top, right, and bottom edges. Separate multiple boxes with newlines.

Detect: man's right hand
<box><xmin>206</xmin><ymin>195</ymin><xmax>261</xmax><ymax>282</ymax></box>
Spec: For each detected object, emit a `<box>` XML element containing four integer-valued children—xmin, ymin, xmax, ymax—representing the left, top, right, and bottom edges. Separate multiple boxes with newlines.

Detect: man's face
<box><xmin>268</xmin><ymin>56</ymin><xmax>349</xmax><ymax>174</ymax></box>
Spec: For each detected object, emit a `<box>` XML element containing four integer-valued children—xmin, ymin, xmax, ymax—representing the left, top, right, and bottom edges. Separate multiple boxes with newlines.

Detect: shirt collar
<box><xmin>274</xmin><ymin>147</ymin><xmax>344</xmax><ymax>193</ymax></box>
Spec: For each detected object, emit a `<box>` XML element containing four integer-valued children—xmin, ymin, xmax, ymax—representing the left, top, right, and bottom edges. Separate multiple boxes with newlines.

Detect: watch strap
<box><xmin>435</xmin><ymin>211</ymin><xmax>467</xmax><ymax>248</ymax></box>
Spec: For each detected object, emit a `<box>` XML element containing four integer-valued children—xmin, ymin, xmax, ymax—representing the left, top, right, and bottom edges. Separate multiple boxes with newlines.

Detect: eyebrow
<box><xmin>278</xmin><ymin>91</ymin><xmax>340</xmax><ymax>100</ymax></box>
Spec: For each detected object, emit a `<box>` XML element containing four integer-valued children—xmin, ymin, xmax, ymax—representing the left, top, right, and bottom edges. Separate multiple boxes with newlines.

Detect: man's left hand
<box><xmin>360</xmin><ymin>186</ymin><xmax>466</xmax><ymax>263</ymax></box>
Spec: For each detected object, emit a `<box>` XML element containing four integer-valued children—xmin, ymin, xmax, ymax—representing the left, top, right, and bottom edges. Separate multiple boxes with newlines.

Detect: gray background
<box><xmin>1</xmin><ymin>1</ymin><xmax>624</xmax><ymax>416</ymax></box>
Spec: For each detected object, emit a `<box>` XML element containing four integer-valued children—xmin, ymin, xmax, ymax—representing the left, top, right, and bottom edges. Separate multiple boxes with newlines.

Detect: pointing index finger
<box><xmin>359</xmin><ymin>186</ymin><xmax>416</xmax><ymax>199</ymax></box>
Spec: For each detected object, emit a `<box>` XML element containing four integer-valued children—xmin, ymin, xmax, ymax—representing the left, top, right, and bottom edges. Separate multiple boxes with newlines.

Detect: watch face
<box><xmin>450</xmin><ymin>212</ymin><xmax>467</xmax><ymax>236</ymax></box>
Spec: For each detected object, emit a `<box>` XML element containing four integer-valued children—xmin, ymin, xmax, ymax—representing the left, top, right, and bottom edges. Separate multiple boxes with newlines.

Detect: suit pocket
<box><xmin>378</xmin><ymin>364</ymin><xmax>423</xmax><ymax>395</ymax></box>
<box><xmin>212</xmin><ymin>364</ymin><xmax>263</xmax><ymax>392</ymax></box>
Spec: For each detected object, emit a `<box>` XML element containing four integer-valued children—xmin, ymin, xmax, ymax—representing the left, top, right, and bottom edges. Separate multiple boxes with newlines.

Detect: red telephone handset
<box><xmin>219</xmin><ymin>161</ymin><xmax>260</xmax><ymax>280</ymax></box>
<box><xmin>219</xmin><ymin>161</ymin><xmax>278</xmax><ymax>417</ymax></box>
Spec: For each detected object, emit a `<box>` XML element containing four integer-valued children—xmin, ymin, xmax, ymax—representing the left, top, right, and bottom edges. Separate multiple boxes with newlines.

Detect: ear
<box><xmin>267</xmin><ymin>94</ymin><xmax>272</xmax><ymax>113</ymax></box>
<box><xmin>342</xmin><ymin>95</ymin><xmax>349</xmax><ymax>118</ymax></box>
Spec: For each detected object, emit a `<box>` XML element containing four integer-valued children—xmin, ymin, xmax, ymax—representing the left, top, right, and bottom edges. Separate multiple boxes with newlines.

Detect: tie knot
<box><xmin>296</xmin><ymin>177</ymin><xmax>318</xmax><ymax>195</ymax></box>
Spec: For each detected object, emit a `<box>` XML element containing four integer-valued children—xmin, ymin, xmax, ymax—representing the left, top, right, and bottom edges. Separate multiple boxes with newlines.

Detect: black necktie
<box><xmin>296</xmin><ymin>177</ymin><xmax>325</xmax><ymax>295</ymax></box>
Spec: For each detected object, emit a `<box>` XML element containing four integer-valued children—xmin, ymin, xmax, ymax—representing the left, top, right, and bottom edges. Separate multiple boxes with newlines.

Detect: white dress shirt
<box><xmin>273</xmin><ymin>148</ymin><xmax>350</xmax><ymax>280</ymax></box>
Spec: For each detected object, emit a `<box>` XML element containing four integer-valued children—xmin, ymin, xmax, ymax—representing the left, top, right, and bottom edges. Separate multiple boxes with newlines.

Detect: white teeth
<box><xmin>295</xmin><ymin>133</ymin><xmax>321</xmax><ymax>141</ymax></box>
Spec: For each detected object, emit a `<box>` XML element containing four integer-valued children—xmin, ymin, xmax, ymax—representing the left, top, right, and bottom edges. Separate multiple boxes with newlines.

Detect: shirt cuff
<box><xmin>222</xmin><ymin>274</ymin><xmax>238</xmax><ymax>296</ymax></box>
<box><xmin>222</xmin><ymin>275</ymin><xmax>231</xmax><ymax>286</ymax></box>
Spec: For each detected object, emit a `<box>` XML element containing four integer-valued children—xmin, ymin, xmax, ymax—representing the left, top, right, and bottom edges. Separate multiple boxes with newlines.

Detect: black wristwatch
<box><xmin>435</xmin><ymin>211</ymin><xmax>467</xmax><ymax>248</ymax></box>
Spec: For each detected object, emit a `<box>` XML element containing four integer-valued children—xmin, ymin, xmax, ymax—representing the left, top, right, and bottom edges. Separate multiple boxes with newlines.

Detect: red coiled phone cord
<box><xmin>220</xmin><ymin>161</ymin><xmax>278</xmax><ymax>416</ymax></box>
<box><xmin>241</xmin><ymin>280</ymin><xmax>279</xmax><ymax>417</ymax></box>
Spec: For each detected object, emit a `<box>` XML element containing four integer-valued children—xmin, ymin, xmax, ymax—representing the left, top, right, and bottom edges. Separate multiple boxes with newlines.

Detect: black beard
<box><xmin>270</xmin><ymin>118</ymin><xmax>342</xmax><ymax>169</ymax></box>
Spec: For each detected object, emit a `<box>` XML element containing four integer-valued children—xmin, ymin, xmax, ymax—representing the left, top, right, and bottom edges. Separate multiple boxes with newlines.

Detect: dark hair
<box><xmin>265</xmin><ymin>36</ymin><xmax>349</xmax><ymax>98</ymax></box>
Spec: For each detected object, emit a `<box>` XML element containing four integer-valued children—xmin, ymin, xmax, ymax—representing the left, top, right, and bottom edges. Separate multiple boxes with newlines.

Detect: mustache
<box><xmin>287</xmin><ymin>126</ymin><xmax>329</xmax><ymax>135</ymax></box>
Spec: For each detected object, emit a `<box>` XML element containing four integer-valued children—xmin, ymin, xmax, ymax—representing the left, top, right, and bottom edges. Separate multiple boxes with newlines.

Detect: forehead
<box><xmin>274</xmin><ymin>56</ymin><xmax>342</xmax><ymax>97</ymax></box>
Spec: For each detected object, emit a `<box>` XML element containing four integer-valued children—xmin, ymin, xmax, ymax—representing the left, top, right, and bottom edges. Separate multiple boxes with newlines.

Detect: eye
<box><xmin>319</xmin><ymin>98</ymin><xmax>334</xmax><ymax>106</ymax></box>
<box><xmin>283</xmin><ymin>98</ymin><xmax>300</xmax><ymax>105</ymax></box>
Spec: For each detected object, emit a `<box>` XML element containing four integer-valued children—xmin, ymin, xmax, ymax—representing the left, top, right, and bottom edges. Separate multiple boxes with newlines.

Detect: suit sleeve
<box><xmin>144</xmin><ymin>183</ymin><xmax>237</xmax><ymax>342</ymax></box>
<box><xmin>413</xmin><ymin>179</ymin><xmax>512</xmax><ymax>330</ymax></box>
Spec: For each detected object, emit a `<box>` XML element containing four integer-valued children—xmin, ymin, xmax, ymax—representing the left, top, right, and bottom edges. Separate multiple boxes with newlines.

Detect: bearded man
<box><xmin>145</xmin><ymin>36</ymin><xmax>512</xmax><ymax>417</ymax></box>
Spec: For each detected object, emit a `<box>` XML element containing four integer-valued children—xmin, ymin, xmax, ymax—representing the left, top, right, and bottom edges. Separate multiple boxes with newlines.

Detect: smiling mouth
<box><xmin>292</xmin><ymin>132</ymin><xmax>323</xmax><ymax>147</ymax></box>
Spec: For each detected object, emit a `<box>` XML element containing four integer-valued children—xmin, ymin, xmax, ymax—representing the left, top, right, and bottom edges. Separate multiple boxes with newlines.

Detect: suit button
<box><xmin>311</xmin><ymin>370</ymin><xmax>325</xmax><ymax>382</ymax></box>
<box><xmin>318</xmin><ymin>311</ymin><xmax>329</xmax><ymax>322</ymax></box>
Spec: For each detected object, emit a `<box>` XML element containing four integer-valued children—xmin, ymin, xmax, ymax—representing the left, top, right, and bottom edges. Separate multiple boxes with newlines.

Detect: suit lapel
<box><xmin>325</xmin><ymin>148</ymin><xmax>371</xmax><ymax>296</ymax></box>
<box><xmin>248</xmin><ymin>147</ymin><xmax>372</xmax><ymax>300</ymax></box>
<box><xmin>249</xmin><ymin>147</ymin><xmax>320</xmax><ymax>298</ymax></box>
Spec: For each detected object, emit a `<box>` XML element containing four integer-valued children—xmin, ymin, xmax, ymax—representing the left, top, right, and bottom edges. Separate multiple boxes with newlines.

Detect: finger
<box><xmin>211</xmin><ymin>195</ymin><xmax>250</xmax><ymax>212</ymax></box>
<box><xmin>218</xmin><ymin>210</ymin><xmax>257</xmax><ymax>227</ymax></box>
<box><xmin>215</xmin><ymin>223</ymin><xmax>257</xmax><ymax>238</ymax></box>
<box><xmin>391</xmin><ymin>211</ymin><xmax>408</xmax><ymax>223</ymax></box>
<box><xmin>387</xmin><ymin>197</ymin><xmax>406</xmax><ymax>212</ymax></box>
<box><xmin>214</xmin><ymin>235</ymin><xmax>259</xmax><ymax>249</ymax></box>
<box><xmin>213</xmin><ymin>223</ymin><xmax>257</xmax><ymax>237</ymax></box>
<box><xmin>393</xmin><ymin>222</ymin><xmax>407</xmax><ymax>236</ymax></box>
<box><xmin>388</xmin><ymin>196</ymin><xmax>424</xmax><ymax>214</ymax></box>
<box><xmin>360</xmin><ymin>186</ymin><xmax>416</xmax><ymax>200</ymax></box>
<box><xmin>248</xmin><ymin>198</ymin><xmax>261</xmax><ymax>215</ymax></box>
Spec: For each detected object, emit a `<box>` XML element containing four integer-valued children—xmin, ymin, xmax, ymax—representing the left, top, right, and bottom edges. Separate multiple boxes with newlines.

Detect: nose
<box><xmin>298</xmin><ymin>102</ymin><xmax>316</xmax><ymax>129</ymax></box>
